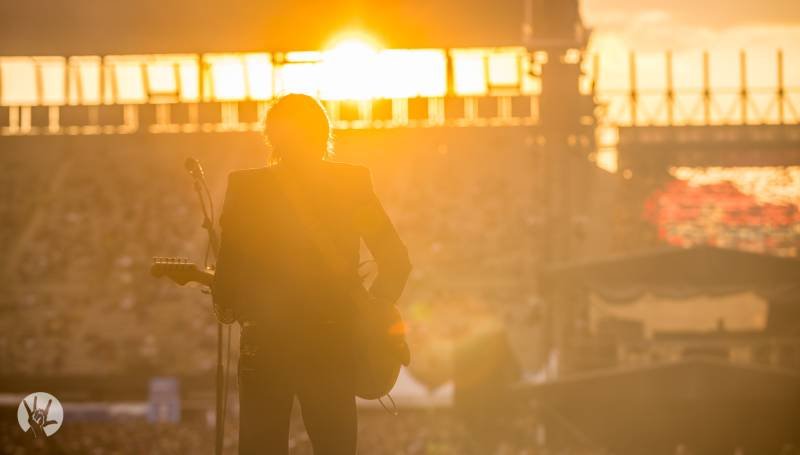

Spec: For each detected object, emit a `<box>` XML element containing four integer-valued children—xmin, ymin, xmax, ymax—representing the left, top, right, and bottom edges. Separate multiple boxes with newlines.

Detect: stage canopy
<box><xmin>517</xmin><ymin>359</ymin><xmax>800</xmax><ymax>454</ymax></box>
<box><xmin>543</xmin><ymin>246</ymin><xmax>800</xmax><ymax>304</ymax></box>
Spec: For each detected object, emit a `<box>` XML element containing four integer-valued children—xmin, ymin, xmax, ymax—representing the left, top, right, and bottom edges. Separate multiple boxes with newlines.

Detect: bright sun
<box><xmin>324</xmin><ymin>32</ymin><xmax>381</xmax><ymax>58</ymax></box>
<box><xmin>321</xmin><ymin>32</ymin><xmax>382</xmax><ymax>100</ymax></box>
<box><xmin>326</xmin><ymin>38</ymin><xmax>379</xmax><ymax>61</ymax></box>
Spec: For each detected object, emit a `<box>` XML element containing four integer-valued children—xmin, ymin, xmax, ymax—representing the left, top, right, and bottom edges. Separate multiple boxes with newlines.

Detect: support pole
<box><xmin>34</xmin><ymin>58</ymin><xmax>43</xmax><ymax>107</ymax></box>
<box><xmin>198</xmin><ymin>54</ymin><xmax>205</xmax><ymax>103</ymax></box>
<box><xmin>666</xmin><ymin>50</ymin><xmax>674</xmax><ymax>126</ymax></box>
<box><xmin>215</xmin><ymin>323</ymin><xmax>224</xmax><ymax>455</ymax></box>
<box><xmin>141</xmin><ymin>62</ymin><xmax>150</xmax><ymax>103</ymax></box>
<box><xmin>64</xmin><ymin>56</ymin><xmax>71</xmax><ymax>106</ymax></box>
<box><xmin>702</xmin><ymin>51</ymin><xmax>711</xmax><ymax>125</ymax></box>
<box><xmin>629</xmin><ymin>51</ymin><xmax>637</xmax><ymax>126</ymax></box>
<box><xmin>99</xmin><ymin>56</ymin><xmax>106</xmax><ymax>105</ymax></box>
<box><xmin>740</xmin><ymin>50</ymin><xmax>748</xmax><ymax>124</ymax></box>
<box><xmin>777</xmin><ymin>49</ymin><xmax>785</xmax><ymax>125</ymax></box>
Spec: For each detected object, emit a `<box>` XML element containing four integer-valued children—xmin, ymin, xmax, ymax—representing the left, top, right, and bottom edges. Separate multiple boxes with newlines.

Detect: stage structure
<box><xmin>530</xmin><ymin>246</ymin><xmax>800</xmax><ymax>453</ymax></box>
<box><xmin>0</xmin><ymin>48</ymin><xmax>543</xmax><ymax>135</ymax></box>
<box><xmin>1</xmin><ymin>48</ymin><xmax>796</xmax><ymax>138</ymax></box>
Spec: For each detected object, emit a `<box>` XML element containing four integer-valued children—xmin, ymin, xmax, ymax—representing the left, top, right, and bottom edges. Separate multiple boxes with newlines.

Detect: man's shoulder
<box><xmin>229</xmin><ymin>162</ymin><xmax>371</xmax><ymax>189</ymax></box>
<box><xmin>228</xmin><ymin>167</ymin><xmax>271</xmax><ymax>186</ymax></box>
<box><xmin>321</xmin><ymin>161</ymin><xmax>370</xmax><ymax>182</ymax></box>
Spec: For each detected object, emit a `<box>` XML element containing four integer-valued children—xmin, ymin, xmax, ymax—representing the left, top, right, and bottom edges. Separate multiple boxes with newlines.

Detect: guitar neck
<box><xmin>150</xmin><ymin>257</ymin><xmax>215</xmax><ymax>288</ymax></box>
<box><xmin>194</xmin><ymin>270</ymin><xmax>215</xmax><ymax>287</ymax></box>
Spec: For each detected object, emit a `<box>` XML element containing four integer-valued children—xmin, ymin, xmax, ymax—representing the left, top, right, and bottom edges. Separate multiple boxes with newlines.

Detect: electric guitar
<box><xmin>150</xmin><ymin>257</ymin><xmax>409</xmax><ymax>399</ymax></box>
<box><xmin>150</xmin><ymin>257</ymin><xmax>214</xmax><ymax>288</ymax></box>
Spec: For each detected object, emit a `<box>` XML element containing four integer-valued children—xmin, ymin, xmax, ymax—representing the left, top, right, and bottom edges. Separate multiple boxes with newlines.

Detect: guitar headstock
<box><xmin>151</xmin><ymin>257</ymin><xmax>206</xmax><ymax>286</ymax></box>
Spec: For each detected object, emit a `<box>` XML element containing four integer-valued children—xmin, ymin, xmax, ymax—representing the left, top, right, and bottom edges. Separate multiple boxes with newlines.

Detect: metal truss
<box><xmin>0</xmin><ymin>95</ymin><xmax>540</xmax><ymax>136</ymax></box>
<box><xmin>594</xmin><ymin>50</ymin><xmax>800</xmax><ymax>127</ymax></box>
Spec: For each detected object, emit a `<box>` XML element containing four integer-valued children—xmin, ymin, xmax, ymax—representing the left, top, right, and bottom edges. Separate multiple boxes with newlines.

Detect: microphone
<box><xmin>185</xmin><ymin>157</ymin><xmax>205</xmax><ymax>180</ymax></box>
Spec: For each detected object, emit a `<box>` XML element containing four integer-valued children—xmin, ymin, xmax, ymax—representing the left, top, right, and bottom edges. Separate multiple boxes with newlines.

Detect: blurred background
<box><xmin>1</xmin><ymin>0</ymin><xmax>799</xmax><ymax>453</ymax></box>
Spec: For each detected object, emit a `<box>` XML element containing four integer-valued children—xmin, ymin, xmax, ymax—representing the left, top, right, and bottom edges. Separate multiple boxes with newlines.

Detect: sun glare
<box><xmin>324</xmin><ymin>32</ymin><xmax>381</xmax><ymax>59</ymax></box>
<box><xmin>321</xmin><ymin>33</ymin><xmax>382</xmax><ymax>100</ymax></box>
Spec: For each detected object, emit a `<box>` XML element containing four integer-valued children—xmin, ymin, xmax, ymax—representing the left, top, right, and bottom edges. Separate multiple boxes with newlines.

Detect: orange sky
<box><xmin>1</xmin><ymin>1</ymin><xmax>798</xmax><ymax>54</ymax></box>
<box><xmin>582</xmin><ymin>1</ymin><xmax>800</xmax><ymax>107</ymax></box>
<box><xmin>585</xmin><ymin>0</ymin><xmax>800</xmax><ymax>54</ymax></box>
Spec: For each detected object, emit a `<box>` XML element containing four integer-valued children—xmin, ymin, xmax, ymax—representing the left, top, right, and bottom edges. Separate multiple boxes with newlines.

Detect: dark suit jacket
<box><xmin>212</xmin><ymin>161</ymin><xmax>411</xmax><ymax>330</ymax></box>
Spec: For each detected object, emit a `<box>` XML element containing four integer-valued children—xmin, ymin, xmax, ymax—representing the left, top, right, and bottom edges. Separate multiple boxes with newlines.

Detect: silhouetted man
<box><xmin>213</xmin><ymin>94</ymin><xmax>411</xmax><ymax>455</ymax></box>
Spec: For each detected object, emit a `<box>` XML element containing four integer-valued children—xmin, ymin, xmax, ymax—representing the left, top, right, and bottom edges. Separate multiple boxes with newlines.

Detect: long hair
<box><xmin>264</xmin><ymin>94</ymin><xmax>332</xmax><ymax>165</ymax></box>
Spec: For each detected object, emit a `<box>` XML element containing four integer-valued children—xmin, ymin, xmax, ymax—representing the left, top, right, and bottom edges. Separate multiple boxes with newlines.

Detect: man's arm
<box><xmin>355</xmin><ymin>168</ymin><xmax>412</xmax><ymax>305</ymax></box>
<box><xmin>212</xmin><ymin>172</ymin><xmax>244</xmax><ymax>323</ymax></box>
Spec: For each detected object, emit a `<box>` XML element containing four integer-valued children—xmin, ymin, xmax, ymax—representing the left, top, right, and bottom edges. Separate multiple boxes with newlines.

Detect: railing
<box><xmin>0</xmin><ymin>95</ymin><xmax>540</xmax><ymax>136</ymax></box>
<box><xmin>568</xmin><ymin>336</ymin><xmax>800</xmax><ymax>372</ymax></box>
<box><xmin>595</xmin><ymin>50</ymin><xmax>800</xmax><ymax>127</ymax></box>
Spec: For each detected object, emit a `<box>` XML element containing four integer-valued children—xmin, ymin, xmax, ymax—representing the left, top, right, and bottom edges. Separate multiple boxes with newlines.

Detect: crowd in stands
<box><xmin>1</xmin><ymin>408</ymin><xmax>616</xmax><ymax>455</ymax></box>
<box><xmin>1</xmin><ymin>141</ymin><xmax>241</xmax><ymax>376</ymax></box>
<box><xmin>0</xmin><ymin>133</ymin><xmax>545</xmax><ymax>383</ymax></box>
<box><xmin>3</xmin><ymin>125</ymin><xmax>800</xmax><ymax>455</ymax></box>
<box><xmin>8</xmin><ymin>132</ymin><xmax>794</xmax><ymax>380</ymax></box>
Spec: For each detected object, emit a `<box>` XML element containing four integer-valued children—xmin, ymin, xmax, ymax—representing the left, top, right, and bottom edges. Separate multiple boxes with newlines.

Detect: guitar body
<box><xmin>354</xmin><ymin>303</ymin><xmax>410</xmax><ymax>400</ymax></box>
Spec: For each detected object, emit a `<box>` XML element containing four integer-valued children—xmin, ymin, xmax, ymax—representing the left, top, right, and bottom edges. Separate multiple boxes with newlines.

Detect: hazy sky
<box><xmin>0</xmin><ymin>0</ymin><xmax>797</xmax><ymax>97</ymax></box>
<box><xmin>582</xmin><ymin>0</ymin><xmax>800</xmax><ymax>91</ymax></box>
<box><xmin>1</xmin><ymin>0</ymin><xmax>798</xmax><ymax>55</ymax></box>
<box><xmin>585</xmin><ymin>0</ymin><xmax>799</xmax><ymax>28</ymax></box>
<box><xmin>586</xmin><ymin>0</ymin><xmax>800</xmax><ymax>48</ymax></box>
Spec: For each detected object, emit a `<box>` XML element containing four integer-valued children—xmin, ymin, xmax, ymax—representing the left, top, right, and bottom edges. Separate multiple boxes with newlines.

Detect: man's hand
<box><xmin>23</xmin><ymin>396</ymin><xmax>58</xmax><ymax>438</ymax></box>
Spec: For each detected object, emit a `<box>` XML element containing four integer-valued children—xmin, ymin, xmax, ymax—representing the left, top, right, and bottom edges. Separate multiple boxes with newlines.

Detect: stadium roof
<box><xmin>0</xmin><ymin>0</ymin><xmax>531</xmax><ymax>55</ymax></box>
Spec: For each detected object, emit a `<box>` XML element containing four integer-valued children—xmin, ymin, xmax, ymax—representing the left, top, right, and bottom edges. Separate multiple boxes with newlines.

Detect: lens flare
<box><xmin>321</xmin><ymin>33</ymin><xmax>382</xmax><ymax>100</ymax></box>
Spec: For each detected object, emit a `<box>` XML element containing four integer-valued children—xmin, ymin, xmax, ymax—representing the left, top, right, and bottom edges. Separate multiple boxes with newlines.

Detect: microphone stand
<box><xmin>190</xmin><ymin>173</ymin><xmax>224</xmax><ymax>455</ymax></box>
